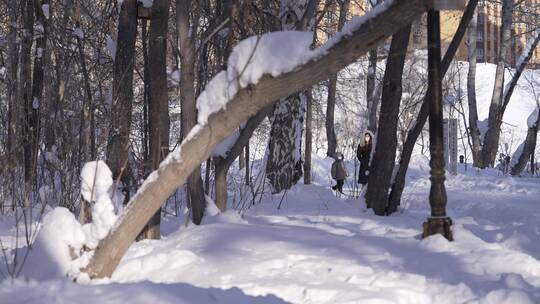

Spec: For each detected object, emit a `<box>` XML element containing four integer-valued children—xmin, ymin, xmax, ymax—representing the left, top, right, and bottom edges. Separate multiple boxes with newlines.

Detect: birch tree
<box><xmin>480</xmin><ymin>0</ymin><xmax>514</xmax><ymax>168</ymax></box>
<box><xmin>466</xmin><ymin>6</ymin><xmax>482</xmax><ymax>167</ymax></box>
<box><xmin>266</xmin><ymin>0</ymin><xmax>318</xmax><ymax>193</ymax></box>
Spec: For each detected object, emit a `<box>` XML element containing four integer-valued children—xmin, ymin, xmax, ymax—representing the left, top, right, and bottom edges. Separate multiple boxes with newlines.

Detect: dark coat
<box><xmin>357</xmin><ymin>142</ymin><xmax>372</xmax><ymax>184</ymax></box>
<box><xmin>357</xmin><ymin>143</ymin><xmax>371</xmax><ymax>164</ymax></box>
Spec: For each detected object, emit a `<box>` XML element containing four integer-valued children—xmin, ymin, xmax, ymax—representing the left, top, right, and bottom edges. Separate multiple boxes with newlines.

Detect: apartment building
<box><xmin>321</xmin><ymin>1</ymin><xmax>539</xmax><ymax>68</ymax></box>
<box><xmin>442</xmin><ymin>1</ymin><xmax>539</xmax><ymax>68</ymax></box>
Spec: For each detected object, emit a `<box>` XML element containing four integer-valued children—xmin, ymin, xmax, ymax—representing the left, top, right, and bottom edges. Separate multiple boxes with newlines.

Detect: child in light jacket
<box><xmin>331</xmin><ymin>152</ymin><xmax>348</xmax><ymax>194</ymax></box>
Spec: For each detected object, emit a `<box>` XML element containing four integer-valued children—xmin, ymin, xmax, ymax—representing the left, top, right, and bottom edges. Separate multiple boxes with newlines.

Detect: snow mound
<box><xmin>19</xmin><ymin>208</ymin><xmax>87</xmax><ymax>280</ymax></box>
<box><xmin>19</xmin><ymin>162</ymin><xmax>119</xmax><ymax>279</ymax></box>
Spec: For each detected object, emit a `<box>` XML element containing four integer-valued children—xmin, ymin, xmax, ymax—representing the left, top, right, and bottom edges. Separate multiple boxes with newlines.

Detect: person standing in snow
<box><xmin>357</xmin><ymin>131</ymin><xmax>373</xmax><ymax>185</ymax></box>
<box><xmin>331</xmin><ymin>152</ymin><xmax>348</xmax><ymax>194</ymax></box>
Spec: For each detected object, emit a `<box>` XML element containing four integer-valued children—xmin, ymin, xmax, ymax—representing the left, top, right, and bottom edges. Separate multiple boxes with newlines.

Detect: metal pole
<box><xmin>423</xmin><ymin>9</ymin><xmax>453</xmax><ymax>241</ymax></box>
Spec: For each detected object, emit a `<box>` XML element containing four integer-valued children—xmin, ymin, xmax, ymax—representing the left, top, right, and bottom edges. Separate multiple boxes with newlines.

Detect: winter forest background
<box><xmin>1</xmin><ymin>0</ymin><xmax>540</xmax><ymax>303</ymax></box>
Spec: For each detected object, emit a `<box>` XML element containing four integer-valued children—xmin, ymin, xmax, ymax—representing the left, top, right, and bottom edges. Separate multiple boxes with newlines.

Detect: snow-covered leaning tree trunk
<box><xmin>466</xmin><ymin>6</ymin><xmax>482</xmax><ymax>167</ymax></box>
<box><xmin>480</xmin><ymin>0</ymin><xmax>514</xmax><ymax>168</ymax></box>
<box><xmin>83</xmin><ymin>0</ymin><xmax>431</xmax><ymax>279</ymax></box>
<box><xmin>266</xmin><ymin>0</ymin><xmax>318</xmax><ymax>193</ymax></box>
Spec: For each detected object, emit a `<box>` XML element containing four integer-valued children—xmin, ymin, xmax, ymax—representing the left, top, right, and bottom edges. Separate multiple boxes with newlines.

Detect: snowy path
<box><xmin>1</xmin><ymin>166</ymin><xmax>540</xmax><ymax>303</ymax></box>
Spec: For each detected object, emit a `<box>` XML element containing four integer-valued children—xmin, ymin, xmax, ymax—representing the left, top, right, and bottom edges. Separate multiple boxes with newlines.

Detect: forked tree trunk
<box><xmin>140</xmin><ymin>0</ymin><xmax>170</xmax><ymax>240</ymax></box>
<box><xmin>178</xmin><ymin>0</ymin><xmax>206</xmax><ymax>225</ymax></box>
<box><xmin>365</xmin><ymin>25</ymin><xmax>411</xmax><ymax>215</ymax></box>
<box><xmin>84</xmin><ymin>0</ymin><xmax>430</xmax><ymax>279</ymax></box>
<box><xmin>502</xmin><ymin>34</ymin><xmax>540</xmax><ymax>175</ymax></box>
<box><xmin>387</xmin><ymin>0</ymin><xmax>478</xmax><ymax>213</ymax></box>
<box><xmin>467</xmin><ymin>6</ymin><xmax>482</xmax><ymax>167</ymax></box>
<box><xmin>214</xmin><ymin>108</ymin><xmax>271</xmax><ymax>211</ymax></box>
<box><xmin>480</xmin><ymin>0</ymin><xmax>513</xmax><ymax>168</ymax></box>
<box><xmin>500</xmin><ymin>30</ymin><xmax>540</xmax><ymax>115</ymax></box>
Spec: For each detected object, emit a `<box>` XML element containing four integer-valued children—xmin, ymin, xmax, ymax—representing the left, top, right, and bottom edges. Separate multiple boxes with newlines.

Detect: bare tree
<box><xmin>21</xmin><ymin>0</ymin><xmax>35</xmax><ymax>185</ymax></box>
<box><xmin>177</xmin><ymin>0</ymin><xmax>206</xmax><ymax>224</ymax></box>
<box><xmin>466</xmin><ymin>5</ymin><xmax>482</xmax><ymax>167</ymax></box>
<box><xmin>139</xmin><ymin>0</ymin><xmax>171</xmax><ymax>239</ymax></box>
<box><xmin>106</xmin><ymin>0</ymin><xmax>138</xmax><ymax>196</ymax></box>
<box><xmin>325</xmin><ymin>0</ymin><xmax>350</xmax><ymax>157</ymax></box>
<box><xmin>366</xmin><ymin>0</ymin><xmax>381</xmax><ymax>134</ymax></box>
<box><xmin>365</xmin><ymin>24</ymin><xmax>411</xmax><ymax>215</ymax></box>
<box><xmin>480</xmin><ymin>0</ymin><xmax>514</xmax><ymax>168</ymax></box>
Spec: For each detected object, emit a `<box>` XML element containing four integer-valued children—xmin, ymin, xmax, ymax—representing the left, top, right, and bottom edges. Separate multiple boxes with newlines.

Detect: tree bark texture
<box><xmin>365</xmin><ymin>25</ymin><xmax>411</xmax><ymax>215</ymax></box>
<box><xmin>480</xmin><ymin>0</ymin><xmax>514</xmax><ymax>168</ymax></box>
<box><xmin>266</xmin><ymin>0</ymin><xmax>318</xmax><ymax>193</ymax></box>
<box><xmin>21</xmin><ymin>0</ymin><xmax>35</xmax><ymax>184</ymax></box>
<box><xmin>106</xmin><ymin>0</ymin><xmax>138</xmax><ymax>182</ymax></box>
<box><xmin>366</xmin><ymin>48</ymin><xmax>380</xmax><ymax>133</ymax></box>
<box><xmin>304</xmin><ymin>90</ymin><xmax>313</xmax><ymax>185</ymax></box>
<box><xmin>214</xmin><ymin>107</ymin><xmax>272</xmax><ymax>211</ymax></box>
<box><xmin>178</xmin><ymin>0</ymin><xmax>206</xmax><ymax>225</ymax></box>
<box><xmin>140</xmin><ymin>0</ymin><xmax>171</xmax><ymax>240</ymax></box>
<box><xmin>326</xmin><ymin>76</ymin><xmax>338</xmax><ymax>157</ymax></box>
<box><xmin>467</xmin><ymin>6</ymin><xmax>482</xmax><ymax>167</ymax></box>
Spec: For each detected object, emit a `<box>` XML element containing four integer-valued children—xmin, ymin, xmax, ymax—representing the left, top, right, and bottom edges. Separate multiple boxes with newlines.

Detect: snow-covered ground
<box><xmin>1</xmin><ymin>155</ymin><xmax>539</xmax><ymax>303</ymax></box>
